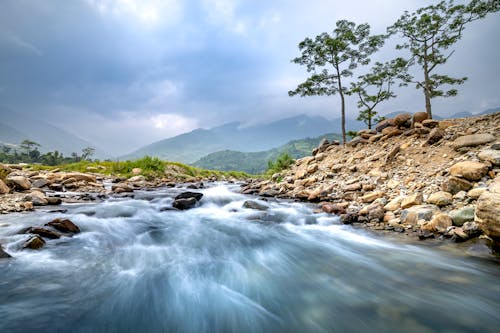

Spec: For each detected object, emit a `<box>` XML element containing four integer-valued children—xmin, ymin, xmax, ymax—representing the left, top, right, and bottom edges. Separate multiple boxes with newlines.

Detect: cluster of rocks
<box><xmin>243</xmin><ymin>112</ymin><xmax>500</xmax><ymax>252</ymax></box>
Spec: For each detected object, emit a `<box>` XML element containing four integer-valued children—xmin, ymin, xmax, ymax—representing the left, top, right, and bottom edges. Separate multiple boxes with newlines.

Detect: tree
<box><xmin>289</xmin><ymin>20</ymin><xmax>385</xmax><ymax>144</ymax></box>
<box><xmin>81</xmin><ymin>146</ymin><xmax>95</xmax><ymax>161</ymax></box>
<box><xmin>20</xmin><ymin>139</ymin><xmax>40</xmax><ymax>156</ymax></box>
<box><xmin>349</xmin><ymin>58</ymin><xmax>409</xmax><ymax>129</ymax></box>
<box><xmin>388</xmin><ymin>0</ymin><xmax>500</xmax><ymax>119</ymax></box>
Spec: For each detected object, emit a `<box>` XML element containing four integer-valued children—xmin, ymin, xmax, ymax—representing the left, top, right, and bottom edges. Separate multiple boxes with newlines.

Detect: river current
<box><xmin>0</xmin><ymin>183</ymin><xmax>499</xmax><ymax>333</ymax></box>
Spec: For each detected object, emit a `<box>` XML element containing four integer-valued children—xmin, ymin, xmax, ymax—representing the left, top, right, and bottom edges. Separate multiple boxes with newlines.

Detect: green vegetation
<box><xmin>289</xmin><ymin>20</ymin><xmax>385</xmax><ymax>144</ymax></box>
<box><xmin>0</xmin><ymin>139</ymin><xmax>96</xmax><ymax>165</ymax></box>
<box><xmin>266</xmin><ymin>152</ymin><xmax>295</xmax><ymax>176</ymax></box>
<box><xmin>388</xmin><ymin>0</ymin><xmax>499</xmax><ymax>118</ymax></box>
<box><xmin>29</xmin><ymin>156</ymin><xmax>249</xmax><ymax>181</ymax></box>
<box><xmin>192</xmin><ymin>133</ymin><xmax>341</xmax><ymax>174</ymax></box>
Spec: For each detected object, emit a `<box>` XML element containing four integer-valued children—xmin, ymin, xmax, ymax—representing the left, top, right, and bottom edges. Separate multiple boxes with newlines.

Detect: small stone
<box><xmin>132</xmin><ymin>168</ymin><xmax>142</xmax><ymax>175</ymax></box>
<box><xmin>128</xmin><ymin>175</ymin><xmax>146</xmax><ymax>182</ymax></box>
<box><xmin>462</xmin><ymin>221</ymin><xmax>482</xmax><ymax>238</ymax></box>
<box><xmin>343</xmin><ymin>183</ymin><xmax>361</xmax><ymax>192</ymax></box>
<box><xmin>468</xmin><ymin>187</ymin><xmax>487</xmax><ymax>199</ymax></box>
<box><xmin>384</xmin><ymin>196</ymin><xmax>403</xmax><ymax>211</ymax></box>
<box><xmin>442</xmin><ymin>176</ymin><xmax>473</xmax><ymax>194</ymax></box>
<box><xmin>367</xmin><ymin>202</ymin><xmax>385</xmax><ymax>222</ymax></box>
<box><xmin>361</xmin><ymin>191</ymin><xmax>385</xmax><ymax>203</ymax></box>
<box><xmin>401</xmin><ymin>193</ymin><xmax>423</xmax><ymax>209</ymax></box>
<box><xmin>321</xmin><ymin>203</ymin><xmax>346</xmax><ymax>215</ymax></box>
<box><xmin>425</xmin><ymin>128</ymin><xmax>444</xmax><ymax>145</ymax></box>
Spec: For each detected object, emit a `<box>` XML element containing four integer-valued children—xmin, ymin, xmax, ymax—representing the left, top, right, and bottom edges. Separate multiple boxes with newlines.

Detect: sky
<box><xmin>0</xmin><ymin>0</ymin><xmax>499</xmax><ymax>154</ymax></box>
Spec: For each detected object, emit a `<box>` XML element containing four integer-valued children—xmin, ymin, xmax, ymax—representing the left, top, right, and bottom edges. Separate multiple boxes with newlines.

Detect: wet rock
<box><xmin>6</xmin><ymin>176</ymin><xmax>31</xmax><ymax>191</ymax></box>
<box><xmin>442</xmin><ymin>176</ymin><xmax>473</xmax><ymax>194</ymax></box>
<box><xmin>23</xmin><ymin>235</ymin><xmax>45</xmax><ymax>249</ymax></box>
<box><xmin>0</xmin><ymin>179</ymin><xmax>10</xmax><ymax>194</ymax></box>
<box><xmin>463</xmin><ymin>221</ymin><xmax>482</xmax><ymax>238</ymax></box>
<box><xmin>401</xmin><ymin>193</ymin><xmax>423</xmax><ymax>209</ymax></box>
<box><xmin>175</xmin><ymin>192</ymin><xmax>203</xmax><ymax>201</ymax></box>
<box><xmin>243</xmin><ymin>200</ymin><xmax>269</xmax><ymax>211</ymax></box>
<box><xmin>46</xmin><ymin>197</ymin><xmax>62</xmax><ymax>205</ymax></box>
<box><xmin>112</xmin><ymin>184</ymin><xmax>134</xmax><ymax>193</ymax></box>
<box><xmin>0</xmin><ymin>244</ymin><xmax>11</xmax><ymax>258</ymax></box>
<box><xmin>418</xmin><ymin>230</ymin><xmax>435</xmax><ymax>240</ymax></box>
<box><xmin>49</xmin><ymin>183</ymin><xmax>63</xmax><ymax>191</ymax></box>
<box><xmin>453</xmin><ymin>133</ymin><xmax>495</xmax><ymax>149</ymax></box>
<box><xmin>426</xmin><ymin>191</ymin><xmax>452</xmax><ymax>206</ymax></box>
<box><xmin>449</xmin><ymin>161</ymin><xmax>489</xmax><ymax>181</ymax></box>
<box><xmin>475</xmin><ymin>191</ymin><xmax>500</xmax><ymax>241</ymax></box>
<box><xmin>46</xmin><ymin>218</ymin><xmax>81</xmax><ymax>234</ymax></box>
<box><xmin>27</xmin><ymin>227</ymin><xmax>61</xmax><ymax>239</ymax></box>
<box><xmin>340</xmin><ymin>213</ymin><xmax>358</xmax><ymax>224</ymax></box>
<box><xmin>478</xmin><ymin>148</ymin><xmax>500</xmax><ymax>166</ymax></box>
<box><xmin>173</xmin><ymin>197</ymin><xmax>198</xmax><ymax>210</ymax></box>
<box><xmin>367</xmin><ymin>202</ymin><xmax>385</xmax><ymax>222</ymax></box>
<box><xmin>449</xmin><ymin>207</ymin><xmax>475</xmax><ymax>226</ymax></box>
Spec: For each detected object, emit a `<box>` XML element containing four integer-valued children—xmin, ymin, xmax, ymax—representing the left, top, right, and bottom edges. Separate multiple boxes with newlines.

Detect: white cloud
<box><xmin>202</xmin><ymin>0</ymin><xmax>248</xmax><ymax>34</ymax></box>
<box><xmin>151</xmin><ymin>113</ymin><xmax>197</xmax><ymax>130</ymax></box>
<box><xmin>84</xmin><ymin>0</ymin><xmax>183</xmax><ymax>27</ymax></box>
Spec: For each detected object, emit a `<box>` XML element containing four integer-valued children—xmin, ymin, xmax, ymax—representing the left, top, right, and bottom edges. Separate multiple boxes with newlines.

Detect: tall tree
<box><xmin>81</xmin><ymin>146</ymin><xmax>95</xmax><ymax>161</ymax></box>
<box><xmin>349</xmin><ymin>58</ymin><xmax>409</xmax><ymax>129</ymax></box>
<box><xmin>289</xmin><ymin>20</ymin><xmax>385</xmax><ymax>144</ymax></box>
<box><xmin>388</xmin><ymin>0</ymin><xmax>500</xmax><ymax>119</ymax></box>
<box><xmin>19</xmin><ymin>139</ymin><xmax>40</xmax><ymax>157</ymax></box>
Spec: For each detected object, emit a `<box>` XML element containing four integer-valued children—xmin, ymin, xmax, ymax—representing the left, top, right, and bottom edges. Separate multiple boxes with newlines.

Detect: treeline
<box><xmin>0</xmin><ymin>139</ymin><xmax>96</xmax><ymax>166</ymax></box>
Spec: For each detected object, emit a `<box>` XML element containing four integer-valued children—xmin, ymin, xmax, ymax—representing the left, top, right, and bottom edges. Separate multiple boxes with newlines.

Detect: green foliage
<box><xmin>346</xmin><ymin>130</ymin><xmax>358</xmax><ymax>139</ymax></box>
<box><xmin>192</xmin><ymin>133</ymin><xmax>342</xmax><ymax>174</ymax></box>
<box><xmin>266</xmin><ymin>152</ymin><xmax>295</xmax><ymax>175</ymax></box>
<box><xmin>350</xmin><ymin>58</ymin><xmax>408</xmax><ymax>129</ymax></box>
<box><xmin>289</xmin><ymin>20</ymin><xmax>386</xmax><ymax>144</ymax></box>
<box><xmin>388</xmin><ymin>0</ymin><xmax>499</xmax><ymax>118</ymax></box>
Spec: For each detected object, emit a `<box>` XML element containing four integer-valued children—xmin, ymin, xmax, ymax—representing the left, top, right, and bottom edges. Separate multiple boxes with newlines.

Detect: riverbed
<box><xmin>0</xmin><ymin>184</ymin><xmax>499</xmax><ymax>333</ymax></box>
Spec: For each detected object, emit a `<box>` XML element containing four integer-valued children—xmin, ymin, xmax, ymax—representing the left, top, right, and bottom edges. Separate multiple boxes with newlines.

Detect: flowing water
<box><xmin>0</xmin><ymin>184</ymin><xmax>499</xmax><ymax>333</ymax></box>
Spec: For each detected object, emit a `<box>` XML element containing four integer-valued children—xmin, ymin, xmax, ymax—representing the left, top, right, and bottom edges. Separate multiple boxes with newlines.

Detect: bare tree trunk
<box><xmin>423</xmin><ymin>47</ymin><xmax>433</xmax><ymax>119</ymax></box>
<box><xmin>337</xmin><ymin>68</ymin><xmax>346</xmax><ymax>145</ymax></box>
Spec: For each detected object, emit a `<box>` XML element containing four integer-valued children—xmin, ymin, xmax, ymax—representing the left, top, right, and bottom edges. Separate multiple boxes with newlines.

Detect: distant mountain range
<box><xmin>192</xmin><ymin>132</ymin><xmax>342</xmax><ymax>174</ymax></box>
<box><xmin>0</xmin><ymin>111</ymin><xmax>108</xmax><ymax>158</ymax></box>
<box><xmin>123</xmin><ymin>114</ymin><xmax>365</xmax><ymax>163</ymax></box>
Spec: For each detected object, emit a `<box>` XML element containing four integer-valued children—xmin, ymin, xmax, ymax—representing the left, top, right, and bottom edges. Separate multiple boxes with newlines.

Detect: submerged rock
<box><xmin>23</xmin><ymin>235</ymin><xmax>45</xmax><ymax>250</ymax></box>
<box><xmin>243</xmin><ymin>200</ymin><xmax>269</xmax><ymax>211</ymax></box>
<box><xmin>172</xmin><ymin>197</ymin><xmax>198</xmax><ymax>210</ymax></box>
<box><xmin>27</xmin><ymin>227</ymin><xmax>61</xmax><ymax>239</ymax></box>
<box><xmin>0</xmin><ymin>244</ymin><xmax>11</xmax><ymax>258</ymax></box>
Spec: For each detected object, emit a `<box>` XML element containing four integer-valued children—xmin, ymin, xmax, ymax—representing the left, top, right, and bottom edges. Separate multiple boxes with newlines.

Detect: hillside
<box><xmin>243</xmin><ymin>112</ymin><xmax>500</xmax><ymax>251</ymax></box>
<box><xmin>192</xmin><ymin>133</ymin><xmax>342</xmax><ymax>174</ymax></box>
<box><xmin>123</xmin><ymin>114</ymin><xmax>364</xmax><ymax>163</ymax></box>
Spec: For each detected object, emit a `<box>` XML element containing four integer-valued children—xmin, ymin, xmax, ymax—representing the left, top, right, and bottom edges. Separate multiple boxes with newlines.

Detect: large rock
<box><xmin>375</xmin><ymin>119</ymin><xmax>395</xmax><ymax>133</ymax></box>
<box><xmin>367</xmin><ymin>202</ymin><xmax>385</xmax><ymax>222</ymax></box>
<box><xmin>31</xmin><ymin>179</ymin><xmax>49</xmax><ymax>188</ymax></box>
<box><xmin>449</xmin><ymin>206</ymin><xmax>475</xmax><ymax>226</ymax></box>
<box><xmin>26</xmin><ymin>191</ymin><xmax>48</xmax><ymax>206</ymax></box>
<box><xmin>61</xmin><ymin>172</ymin><xmax>96</xmax><ymax>183</ymax></box>
<box><xmin>475</xmin><ymin>191</ymin><xmax>500</xmax><ymax>240</ymax></box>
<box><xmin>442</xmin><ymin>176</ymin><xmax>473</xmax><ymax>194</ymax></box>
<box><xmin>478</xmin><ymin>148</ymin><xmax>500</xmax><ymax>166</ymax></box>
<box><xmin>412</xmin><ymin>112</ymin><xmax>428</xmax><ymax>125</ymax></box>
<box><xmin>449</xmin><ymin>161</ymin><xmax>489</xmax><ymax>181</ymax></box>
<box><xmin>425</xmin><ymin>128</ymin><xmax>444</xmax><ymax>145</ymax></box>
<box><xmin>27</xmin><ymin>227</ymin><xmax>61</xmax><ymax>239</ymax></box>
<box><xmin>175</xmin><ymin>192</ymin><xmax>203</xmax><ymax>201</ymax></box>
<box><xmin>400</xmin><ymin>205</ymin><xmax>440</xmax><ymax>224</ymax></box>
<box><xmin>426</xmin><ymin>191</ymin><xmax>452</xmax><ymax>206</ymax></box>
<box><xmin>46</xmin><ymin>218</ymin><xmax>81</xmax><ymax>234</ymax></box>
<box><xmin>23</xmin><ymin>235</ymin><xmax>45</xmax><ymax>250</ymax></box>
<box><xmin>384</xmin><ymin>196</ymin><xmax>403</xmax><ymax>211</ymax></box>
<box><xmin>172</xmin><ymin>191</ymin><xmax>204</xmax><ymax>210</ymax></box>
<box><xmin>243</xmin><ymin>200</ymin><xmax>269</xmax><ymax>211</ymax></box>
<box><xmin>6</xmin><ymin>176</ymin><xmax>31</xmax><ymax>191</ymax></box>
<box><xmin>0</xmin><ymin>179</ymin><xmax>10</xmax><ymax>194</ymax></box>
<box><xmin>423</xmin><ymin>213</ymin><xmax>452</xmax><ymax>233</ymax></box>
<box><xmin>453</xmin><ymin>134</ymin><xmax>495</xmax><ymax>149</ymax></box>
<box><xmin>393</xmin><ymin>113</ymin><xmax>412</xmax><ymax>127</ymax></box>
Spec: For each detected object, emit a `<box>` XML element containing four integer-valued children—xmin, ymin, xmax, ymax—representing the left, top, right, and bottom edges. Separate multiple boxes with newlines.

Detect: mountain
<box><xmin>124</xmin><ymin>114</ymin><xmax>364</xmax><ymax>163</ymax></box>
<box><xmin>192</xmin><ymin>132</ymin><xmax>342</xmax><ymax>174</ymax></box>
<box><xmin>0</xmin><ymin>111</ymin><xmax>109</xmax><ymax>158</ymax></box>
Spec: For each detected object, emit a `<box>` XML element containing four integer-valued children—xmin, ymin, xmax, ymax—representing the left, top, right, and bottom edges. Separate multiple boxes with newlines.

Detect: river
<box><xmin>0</xmin><ymin>183</ymin><xmax>499</xmax><ymax>333</ymax></box>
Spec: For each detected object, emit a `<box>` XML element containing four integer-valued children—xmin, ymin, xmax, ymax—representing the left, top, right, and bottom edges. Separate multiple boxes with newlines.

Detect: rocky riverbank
<box><xmin>242</xmin><ymin>112</ymin><xmax>500</xmax><ymax>253</ymax></box>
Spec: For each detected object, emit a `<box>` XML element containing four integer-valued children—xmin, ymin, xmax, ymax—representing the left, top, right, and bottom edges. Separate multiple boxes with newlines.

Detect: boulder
<box><xmin>442</xmin><ymin>176</ymin><xmax>473</xmax><ymax>194</ymax></box>
<box><xmin>421</xmin><ymin>119</ymin><xmax>439</xmax><ymax>128</ymax></box>
<box><xmin>46</xmin><ymin>218</ymin><xmax>81</xmax><ymax>234</ymax></box>
<box><xmin>425</xmin><ymin>128</ymin><xmax>444</xmax><ymax>145</ymax></box>
<box><xmin>426</xmin><ymin>191</ymin><xmax>453</xmax><ymax>206</ymax></box>
<box><xmin>61</xmin><ymin>172</ymin><xmax>96</xmax><ymax>183</ymax></box>
<box><xmin>47</xmin><ymin>197</ymin><xmax>63</xmax><ymax>205</ymax></box>
<box><xmin>175</xmin><ymin>192</ymin><xmax>203</xmax><ymax>201</ymax></box>
<box><xmin>0</xmin><ymin>244</ymin><xmax>11</xmax><ymax>258</ymax></box>
<box><xmin>401</xmin><ymin>193</ymin><xmax>423</xmax><ymax>209</ymax></box>
<box><xmin>423</xmin><ymin>213</ymin><xmax>452</xmax><ymax>233</ymax></box>
<box><xmin>23</xmin><ymin>235</ymin><xmax>45</xmax><ymax>250</ymax></box>
<box><xmin>27</xmin><ymin>227</ymin><xmax>61</xmax><ymax>239</ymax></box>
<box><xmin>375</xmin><ymin>119</ymin><xmax>395</xmax><ymax>133</ymax></box>
<box><xmin>393</xmin><ymin>113</ymin><xmax>412</xmax><ymax>127</ymax></box>
<box><xmin>449</xmin><ymin>161</ymin><xmax>489</xmax><ymax>181</ymax></box>
<box><xmin>31</xmin><ymin>179</ymin><xmax>49</xmax><ymax>188</ymax></box>
<box><xmin>26</xmin><ymin>191</ymin><xmax>48</xmax><ymax>206</ymax></box>
<box><xmin>0</xmin><ymin>179</ymin><xmax>10</xmax><ymax>194</ymax></box>
<box><xmin>172</xmin><ymin>197</ymin><xmax>198</xmax><ymax>210</ymax></box>
<box><xmin>412</xmin><ymin>112</ymin><xmax>428</xmax><ymax>125</ymax></box>
<box><xmin>243</xmin><ymin>200</ymin><xmax>269</xmax><ymax>211</ymax></box>
<box><xmin>453</xmin><ymin>134</ymin><xmax>495</xmax><ymax>149</ymax></box>
<box><xmin>449</xmin><ymin>206</ymin><xmax>475</xmax><ymax>226</ymax></box>
<box><xmin>475</xmin><ymin>191</ymin><xmax>500</xmax><ymax>240</ymax></box>
<box><xmin>478</xmin><ymin>148</ymin><xmax>500</xmax><ymax>166</ymax></box>
<box><xmin>6</xmin><ymin>176</ymin><xmax>31</xmax><ymax>191</ymax></box>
